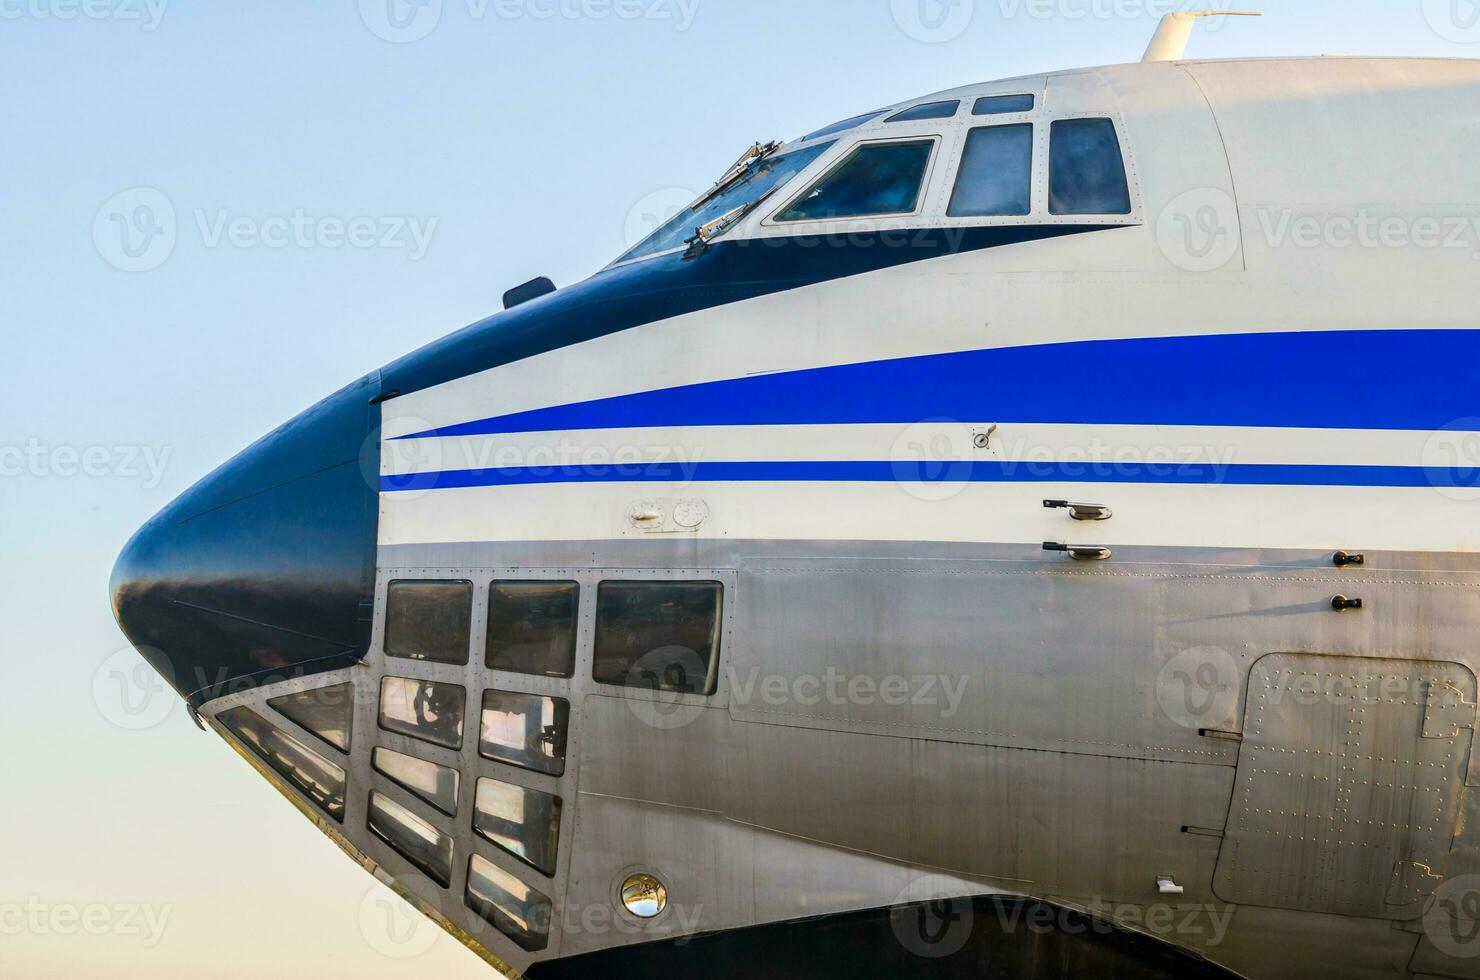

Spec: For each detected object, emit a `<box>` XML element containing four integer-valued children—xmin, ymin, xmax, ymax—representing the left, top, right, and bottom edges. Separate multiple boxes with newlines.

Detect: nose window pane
<box><xmin>948</xmin><ymin>124</ymin><xmax>1033</xmax><ymax>218</ymax></box>
<box><xmin>466</xmin><ymin>854</ymin><xmax>552</xmax><ymax>952</ymax></box>
<box><xmin>885</xmin><ymin>100</ymin><xmax>960</xmax><ymax>122</ymax></box>
<box><xmin>218</xmin><ymin>707</ymin><xmax>347</xmax><ymax>822</ymax></box>
<box><xmin>479</xmin><ymin>691</ymin><xmax>570</xmax><ymax>777</ymax></box>
<box><xmin>474</xmin><ymin>778</ymin><xmax>563</xmax><ymax>877</ymax></box>
<box><xmin>379</xmin><ymin>676</ymin><xmax>467</xmax><ymax>750</ymax></box>
<box><xmin>776</xmin><ymin>141</ymin><xmax>934</xmax><ymax>222</ymax></box>
<box><xmin>974</xmin><ymin>94</ymin><xmax>1035</xmax><ymax>115</ymax></box>
<box><xmin>373</xmin><ymin>747</ymin><xmax>461</xmax><ymax>817</ymax></box>
<box><xmin>367</xmin><ymin>791</ymin><xmax>454</xmax><ymax>888</ymax></box>
<box><xmin>385</xmin><ymin>580</ymin><xmax>473</xmax><ymax>665</ymax></box>
<box><xmin>1049</xmin><ymin>118</ymin><xmax>1132</xmax><ymax>216</ymax></box>
<box><xmin>593</xmin><ymin>582</ymin><xmax>723</xmax><ymax>695</ymax></box>
<box><xmin>486</xmin><ymin>581</ymin><xmax>579</xmax><ymax>679</ymax></box>
<box><xmin>267</xmin><ymin>681</ymin><xmax>356</xmax><ymax>753</ymax></box>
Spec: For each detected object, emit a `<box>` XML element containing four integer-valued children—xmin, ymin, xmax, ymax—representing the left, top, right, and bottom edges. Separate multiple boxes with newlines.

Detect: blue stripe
<box><xmin>398</xmin><ymin>330</ymin><xmax>1480</xmax><ymax>440</ymax></box>
<box><xmin>382</xmin><ymin>461</ymin><xmax>1477</xmax><ymax>493</ymax></box>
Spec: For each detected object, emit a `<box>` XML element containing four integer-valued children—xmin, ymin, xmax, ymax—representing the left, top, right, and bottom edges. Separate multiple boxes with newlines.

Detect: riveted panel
<box><xmin>1214</xmin><ymin>654</ymin><xmax>1476</xmax><ymax>919</ymax></box>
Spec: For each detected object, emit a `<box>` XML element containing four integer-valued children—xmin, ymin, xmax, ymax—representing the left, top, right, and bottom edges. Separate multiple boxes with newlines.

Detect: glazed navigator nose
<box><xmin>110</xmin><ymin>375</ymin><xmax>382</xmax><ymax>706</ymax></box>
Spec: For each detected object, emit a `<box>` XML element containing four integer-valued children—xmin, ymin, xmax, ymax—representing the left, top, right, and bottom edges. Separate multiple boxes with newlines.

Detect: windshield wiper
<box><xmin>691</xmin><ymin>140</ymin><xmax>783</xmax><ymax>210</ymax></box>
<box><xmin>682</xmin><ymin>189</ymin><xmax>781</xmax><ymax>260</ymax></box>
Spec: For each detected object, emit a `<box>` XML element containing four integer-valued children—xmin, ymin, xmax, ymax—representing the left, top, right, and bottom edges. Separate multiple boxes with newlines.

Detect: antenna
<box><xmin>1142</xmin><ymin>10</ymin><xmax>1262</xmax><ymax>63</ymax></box>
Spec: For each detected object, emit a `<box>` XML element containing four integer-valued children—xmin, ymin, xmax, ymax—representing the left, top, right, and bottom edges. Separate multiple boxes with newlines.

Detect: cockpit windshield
<box><xmin>614</xmin><ymin>141</ymin><xmax>835</xmax><ymax>264</ymax></box>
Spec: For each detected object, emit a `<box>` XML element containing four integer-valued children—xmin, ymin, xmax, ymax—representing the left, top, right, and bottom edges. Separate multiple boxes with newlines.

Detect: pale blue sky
<box><xmin>0</xmin><ymin>1</ymin><xmax>1472</xmax><ymax>975</ymax></box>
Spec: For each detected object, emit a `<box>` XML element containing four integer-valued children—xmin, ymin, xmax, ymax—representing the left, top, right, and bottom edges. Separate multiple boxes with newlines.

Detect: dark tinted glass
<box><xmin>886</xmin><ymin>100</ymin><xmax>960</xmax><ymax>122</ymax></box>
<box><xmin>801</xmin><ymin>111</ymin><xmax>882</xmax><ymax>142</ymax></box>
<box><xmin>777</xmin><ymin>141</ymin><xmax>934</xmax><ymax>222</ymax></box>
<box><xmin>480</xmin><ymin>691</ymin><xmax>570</xmax><ymax>777</ymax></box>
<box><xmin>379</xmin><ymin>676</ymin><xmax>466</xmax><ymax>750</ymax></box>
<box><xmin>1049</xmin><ymin>118</ymin><xmax>1131</xmax><ymax>215</ymax></box>
<box><xmin>368</xmin><ymin>792</ymin><xmax>454</xmax><ymax>888</ymax></box>
<box><xmin>267</xmin><ymin>681</ymin><xmax>355</xmax><ymax>753</ymax></box>
<box><xmin>486</xmin><ymin>582</ymin><xmax>578</xmax><ymax>678</ymax></box>
<box><xmin>475</xmin><ymin>778</ymin><xmax>563</xmax><ymax>877</ymax></box>
<box><xmin>467</xmin><ymin>854</ymin><xmax>552</xmax><ymax>952</ymax></box>
<box><xmin>385</xmin><ymin>581</ymin><xmax>473</xmax><ymax>665</ymax></box>
<box><xmin>974</xmin><ymin>94</ymin><xmax>1035</xmax><ymax>115</ymax></box>
<box><xmin>593</xmin><ymin>582</ymin><xmax>722</xmax><ymax>695</ymax></box>
<box><xmin>219</xmin><ymin>707</ymin><xmax>347</xmax><ymax>821</ymax></box>
<box><xmin>948</xmin><ymin>125</ymin><xmax>1033</xmax><ymax>218</ymax></box>
<box><xmin>617</xmin><ymin>142</ymin><xmax>835</xmax><ymax>262</ymax></box>
<box><xmin>373</xmin><ymin>747</ymin><xmax>460</xmax><ymax>817</ymax></box>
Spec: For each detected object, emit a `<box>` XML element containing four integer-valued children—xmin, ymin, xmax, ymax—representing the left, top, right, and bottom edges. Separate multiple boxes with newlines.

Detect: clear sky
<box><xmin>1</xmin><ymin>1</ymin><xmax>1473</xmax><ymax>975</ymax></box>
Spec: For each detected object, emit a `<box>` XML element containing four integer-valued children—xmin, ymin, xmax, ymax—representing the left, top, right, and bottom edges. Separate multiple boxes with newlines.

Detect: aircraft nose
<box><xmin>111</xmin><ymin>375</ymin><xmax>382</xmax><ymax>706</ymax></box>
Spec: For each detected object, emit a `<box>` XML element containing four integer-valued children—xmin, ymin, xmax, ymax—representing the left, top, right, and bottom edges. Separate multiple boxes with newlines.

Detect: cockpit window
<box><xmin>615</xmin><ymin>142</ymin><xmax>835</xmax><ymax>263</ymax></box>
<box><xmin>948</xmin><ymin>124</ymin><xmax>1033</xmax><ymax>218</ymax></box>
<box><xmin>886</xmin><ymin>100</ymin><xmax>960</xmax><ymax>123</ymax></box>
<box><xmin>974</xmin><ymin>94</ymin><xmax>1035</xmax><ymax>115</ymax></box>
<box><xmin>776</xmin><ymin>140</ymin><xmax>934</xmax><ymax>222</ymax></box>
<box><xmin>1049</xmin><ymin>118</ymin><xmax>1132</xmax><ymax>215</ymax></box>
<box><xmin>801</xmin><ymin>111</ymin><xmax>883</xmax><ymax>143</ymax></box>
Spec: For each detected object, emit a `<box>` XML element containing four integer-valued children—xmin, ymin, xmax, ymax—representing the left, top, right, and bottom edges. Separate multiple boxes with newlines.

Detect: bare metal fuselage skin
<box><xmin>113</xmin><ymin>56</ymin><xmax>1480</xmax><ymax>980</ymax></box>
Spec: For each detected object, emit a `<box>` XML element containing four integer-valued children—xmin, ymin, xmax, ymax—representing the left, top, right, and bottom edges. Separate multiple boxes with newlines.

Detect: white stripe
<box><xmin>378</xmin><ymin>481</ymin><xmax>1480</xmax><ymax>553</ymax></box>
<box><xmin>382</xmin><ymin>423</ymin><xmax>1443</xmax><ymax>478</ymax></box>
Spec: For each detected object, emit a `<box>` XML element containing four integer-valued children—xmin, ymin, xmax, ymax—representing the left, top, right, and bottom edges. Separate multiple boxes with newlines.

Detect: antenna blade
<box><xmin>1143</xmin><ymin>10</ymin><xmax>1262</xmax><ymax>63</ymax></box>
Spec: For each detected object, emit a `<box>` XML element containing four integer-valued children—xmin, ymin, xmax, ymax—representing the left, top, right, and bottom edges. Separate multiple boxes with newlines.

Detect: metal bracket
<box><xmin>1043</xmin><ymin>542</ymin><xmax>1112</xmax><ymax>562</ymax></box>
<box><xmin>1044</xmin><ymin>499</ymin><xmax>1113</xmax><ymax>522</ymax></box>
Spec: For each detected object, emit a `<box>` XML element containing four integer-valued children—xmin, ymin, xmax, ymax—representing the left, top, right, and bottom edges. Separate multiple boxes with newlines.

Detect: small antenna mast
<box><xmin>1143</xmin><ymin>10</ymin><xmax>1262</xmax><ymax>63</ymax></box>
